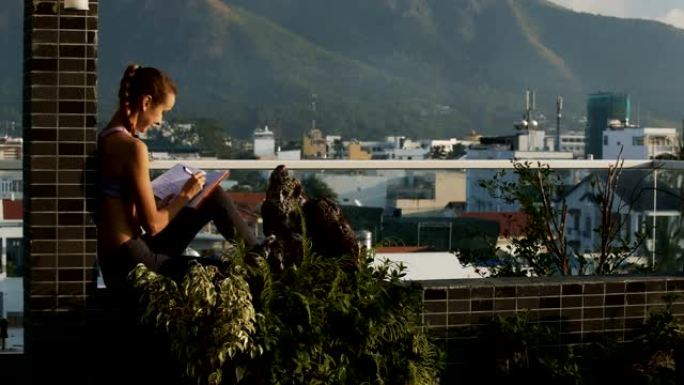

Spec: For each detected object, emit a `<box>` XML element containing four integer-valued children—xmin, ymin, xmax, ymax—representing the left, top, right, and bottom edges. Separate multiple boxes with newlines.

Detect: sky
<box><xmin>548</xmin><ymin>0</ymin><xmax>684</xmax><ymax>30</ymax></box>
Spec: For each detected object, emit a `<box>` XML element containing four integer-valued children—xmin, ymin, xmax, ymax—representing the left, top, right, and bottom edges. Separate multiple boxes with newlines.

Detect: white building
<box><xmin>603</xmin><ymin>125</ymin><xmax>680</xmax><ymax>160</ymax></box>
<box><xmin>317</xmin><ymin>173</ymin><xmax>389</xmax><ymax>208</ymax></box>
<box><xmin>466</xmin><ymin>145</ymin><xmax>574</xmax><ymax>212</ymax></box>
<box><xmin>544</xmin><ymin>131</ymin><xmax>586</xmax><ymax>158</ymax></box>
<box><xmin>253</xmin><ymin>125</ymin><xmax>275</xmax><ymax>159</ymax></box>
<box><xmin>563</xmin><ymin>171</ymin><xmax>681</xmax><ymax>270</ymax></box>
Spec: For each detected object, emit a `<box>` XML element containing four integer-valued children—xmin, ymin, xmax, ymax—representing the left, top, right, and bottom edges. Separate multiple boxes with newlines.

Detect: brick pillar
<box><xmin>23</xmin><ymin>0</ymin><xmax>98</xmax><ymax>381</ymax></box>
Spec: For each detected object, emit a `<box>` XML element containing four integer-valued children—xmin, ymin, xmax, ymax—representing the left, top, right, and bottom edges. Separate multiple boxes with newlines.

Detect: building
<box><xmin>347</xmin><ymin>140</ymin><xmax>372</xmax><ymax>160</ymax></box>
<box><xmin>302</xmin><ymin>129</ymin><xmax>328</xmax><ymax>159</ymax></box>
<box><xmin>603</xmin><ymin>124</ymin><xmax>680</xmax><ymax>160</ymax></box>
<box><xmin>393</xmin><ymin>171</ymin><xmax>466</xmax><ymax>217</ymax></box>
<box><xmin>563</xmin><ymin>170</ymin><xmax>681</xmax><ymax>270</ymax></box>
<box><xmin>0</xmin><ymin>137</ymin><xmax>22</xmax><ymax>160</ymax></box>
<box><xmin>459</xmin><ymin>212</ymin><xmax>528</xmax><ymax>256</ymax></box>
<box><xmin>558</xmin><ymin>131</ymin><xmax>586</xmax><ymax>158</ymax></box>
<box><xmin>317</xmin><ymin>173</ymin><xmax>389</xmax><ymax>208</ymax></box>
<box><xmin>586</xmin><ymin>92</ymin><xmax>631</xmax><ymax>159</ymax></box>
<box><xmin>466</xmin><ymin>135</ymin><xmax>574</xmax><ymax>212</ymax></box>
<box><xmin>253</xmin><ymin>125</ymin><xmax>275</xmax><ymax>159</ymax></box>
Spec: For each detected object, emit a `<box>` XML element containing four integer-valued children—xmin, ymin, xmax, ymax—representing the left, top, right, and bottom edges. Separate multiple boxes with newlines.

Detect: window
<box><xmin>632</xmin><ymin>136</ymin><xmax>644</xmax><ymax>146</ymax></box>
<box><xmin>584</xmin><ymin>216</ymin><xmax>592</xmax><ymax>238</ymax></box>
<box><xmin>603</xmin><ymin>136</ymin><xmax>608</xmax><ymax>145</ymax></box>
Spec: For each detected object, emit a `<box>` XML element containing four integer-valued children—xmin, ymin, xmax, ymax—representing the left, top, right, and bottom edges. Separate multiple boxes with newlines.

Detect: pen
<box><xmin>183</xmin><ymin>166</ymin><xmax>193</xmax><ymax>176</ymax></box>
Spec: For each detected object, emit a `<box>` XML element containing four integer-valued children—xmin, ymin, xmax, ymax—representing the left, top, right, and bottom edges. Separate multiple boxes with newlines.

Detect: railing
<box><xmin>149</xmin><ymin>159</ymin><xmax>679</xmax><ymax>170</ymax></box>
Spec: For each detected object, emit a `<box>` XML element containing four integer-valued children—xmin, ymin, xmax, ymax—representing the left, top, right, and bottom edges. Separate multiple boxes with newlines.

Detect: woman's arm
<box><xmin>128</xmin><ymin>140</ymin><xmax>204</xmax><ymax>236</ymax></box>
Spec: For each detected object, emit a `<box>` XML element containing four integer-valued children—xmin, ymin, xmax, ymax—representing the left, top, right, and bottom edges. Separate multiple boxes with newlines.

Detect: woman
<box><xmin>97</xmin><ymin>64</ymin><xmax>256</xmax><ymax>292</ymax></box>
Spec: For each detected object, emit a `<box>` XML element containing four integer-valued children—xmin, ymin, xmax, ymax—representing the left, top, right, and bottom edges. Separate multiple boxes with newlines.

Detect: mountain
<box><xmin>2</xmin><ymin>0</ymin><xmax>684</xmax><ymax>139</ymax></box>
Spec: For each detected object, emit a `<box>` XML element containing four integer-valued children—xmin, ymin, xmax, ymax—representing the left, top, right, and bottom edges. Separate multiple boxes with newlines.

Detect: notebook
<box><xmin>151</xmin><ymin>163</ymin><xmax>229</xmax><ymax>208</ymax></box>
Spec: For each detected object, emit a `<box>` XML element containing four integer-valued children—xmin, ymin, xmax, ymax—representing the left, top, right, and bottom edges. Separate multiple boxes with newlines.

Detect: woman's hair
<box><xmin>117</xmin><ymin>64</ymin><xmax>177</xmax><ymax>132</ymax></box>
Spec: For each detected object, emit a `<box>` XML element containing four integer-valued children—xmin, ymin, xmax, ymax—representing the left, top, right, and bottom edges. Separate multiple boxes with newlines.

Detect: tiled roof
<box><xmin>2</xmin><ymin>199</ymin><xmax>22</xmax><ymax>220</ymax></box>
<box><xmin>459</xmin><ymin>212</ymin><xmax>528</xmax><ymax>237</ymax></box>
<box><xmin>228</xmin><ymin>192</ymin><xmax>265</xmax><ymax>212</ymax></box>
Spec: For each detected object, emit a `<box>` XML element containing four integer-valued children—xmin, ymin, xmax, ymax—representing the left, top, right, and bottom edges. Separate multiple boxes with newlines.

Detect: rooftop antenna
<box><xmin>556</xmin><ymin>96</ymin><xmax>563</xmax><ymax>152</ymax></box>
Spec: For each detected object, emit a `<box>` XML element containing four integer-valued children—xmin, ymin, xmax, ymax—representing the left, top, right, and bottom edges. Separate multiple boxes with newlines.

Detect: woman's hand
<box><xmin>180</xmin><ymin>171</ymin><xmax>206</xmax><ymax>200</ymax></box>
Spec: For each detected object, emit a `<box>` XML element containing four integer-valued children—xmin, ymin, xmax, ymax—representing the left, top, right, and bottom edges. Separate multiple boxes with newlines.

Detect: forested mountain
<box><xmin>2</xmin><ymin>0</ymin><xmax>684</xmax><ymax>139</ymax></box>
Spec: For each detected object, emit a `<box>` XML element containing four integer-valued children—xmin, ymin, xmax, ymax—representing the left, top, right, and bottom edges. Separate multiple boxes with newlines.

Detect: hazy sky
<box><xmin>548</xmin><ymin>0</ymin><xmax>684</xmax><ymax>29</ymax></box>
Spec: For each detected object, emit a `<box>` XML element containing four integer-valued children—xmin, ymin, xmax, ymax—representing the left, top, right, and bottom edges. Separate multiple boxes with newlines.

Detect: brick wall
<box><xmin>23</xmin><ymin>0</ymin><xmax>98</xmax><ymax>381</ymax></box>
<box><xmin>422</xmin><ymin>275</ymin><xmax>684</xmax><ymax>380</ymax></box>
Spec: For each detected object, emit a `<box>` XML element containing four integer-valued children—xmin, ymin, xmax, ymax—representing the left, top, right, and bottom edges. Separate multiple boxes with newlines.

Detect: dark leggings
<box><xmin>100</xmin><ymin>187</ymin><xmax>257</xmax><ymax>291</ymax></box>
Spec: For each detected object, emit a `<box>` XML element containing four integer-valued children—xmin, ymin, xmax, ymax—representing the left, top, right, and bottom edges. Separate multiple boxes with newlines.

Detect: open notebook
<box><xmin>151</xmin><ymin>164</ymin><xmax>228</xmax><ymax>208</ymax></box>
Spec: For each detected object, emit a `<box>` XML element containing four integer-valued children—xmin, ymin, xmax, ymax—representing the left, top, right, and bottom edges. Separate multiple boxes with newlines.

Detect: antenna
<box><xmin>556</xmin><ymin>96</ymin><xmax>563</xmax><ymax>152</ymax></box>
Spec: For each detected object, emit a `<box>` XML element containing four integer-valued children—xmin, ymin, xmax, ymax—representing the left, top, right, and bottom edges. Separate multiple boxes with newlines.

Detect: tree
<box><xmin>480</xmin><ymin>159</ymin><xmax>648</xmax><ymax>276</ymax></box>
<box><xmin>301</xmin><ymin>174</ymin><xmax>337</xmax><ymax>200</ymax></box>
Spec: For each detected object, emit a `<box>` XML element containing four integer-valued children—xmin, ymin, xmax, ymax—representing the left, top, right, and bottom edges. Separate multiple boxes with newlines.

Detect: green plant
<box><xmin>130</xmin><ymin>261</ymin><xmax>260</xmax><ymax>385</ymax></box>
<box><xmin>130</xmin><ymin>246</ymin><xmax>442</xmax><ymax>384</ymax></box>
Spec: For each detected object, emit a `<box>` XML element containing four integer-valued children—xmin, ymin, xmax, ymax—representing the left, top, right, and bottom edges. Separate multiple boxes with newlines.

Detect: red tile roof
<box><xmin>460</xmin><ymin>212</ymin><xmax>528</xmax><ymax>237</ymax></box>
<box><xmin>228</xmin><ymin>192</ymin><xmax>265</xmax><ymax>212</ymax></box>
<box><xmin>2</xmin><ymin>199</ymin><xmax>22</xmax><ymax>220</ymax></box>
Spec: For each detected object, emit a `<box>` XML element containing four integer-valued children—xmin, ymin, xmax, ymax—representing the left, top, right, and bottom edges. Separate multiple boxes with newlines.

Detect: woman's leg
<box><xmin>146</xmin><ymin>187</ymin><xmax>257</xmax><ymax>257</ymax></box>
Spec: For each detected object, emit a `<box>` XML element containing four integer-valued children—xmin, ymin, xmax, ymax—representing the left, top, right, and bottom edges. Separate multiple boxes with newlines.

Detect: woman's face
<box><xmin>134</xmin><ymin>92</ymin><xmax>176</xmax><ymax>133</ymax></box>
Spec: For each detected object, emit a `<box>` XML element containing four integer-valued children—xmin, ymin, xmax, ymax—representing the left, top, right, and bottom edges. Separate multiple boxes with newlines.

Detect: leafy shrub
<box><xmin>129</xmin><ymin>247</ymin><xmax>442</xmax><ymax>384</ymax></box>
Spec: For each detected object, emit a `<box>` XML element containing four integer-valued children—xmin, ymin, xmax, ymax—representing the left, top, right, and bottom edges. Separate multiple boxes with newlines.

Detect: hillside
<box><xmin>2</xmin><ymin>0</ymin><xmax>684</xmax><ymax>139</ymax></box>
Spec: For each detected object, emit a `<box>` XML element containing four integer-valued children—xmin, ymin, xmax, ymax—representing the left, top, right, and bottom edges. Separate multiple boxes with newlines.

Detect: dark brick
<box><xmin>626</xmin><ymin>293</ymin><xmax>645</xmax><ymax>305</ymax></box>
<box><xmin>472</xmin><ymin>299</ymin><xmax>493</xmax><ymax>312</ymax></box>
<box><xmin>517</xmin><ymin>285</ymin><xmax>541</xmax><ymax>297</ymax></box>
<box><xmin>583</xmin><ymin>283</ymin><xmax>605</xmax><ymax>295</ymax></box>
<box><xmin>561</xmin><ymin>308</ymin><xmax>582</xmax><ymax>320</ymax></box>
<box><xmin>606</xmin><ymin>294</ymin><xmax>625</xmax><ymax>306</ymax></box>
<box><xmin>60</xmin><ymin>16</ymin><xmax>86</xmax><ymax>30</ymax></box>
<box><xmin>540</xmin><ymin>297</ymin><xmax>560</xmax><ymax>309</ymax></box>
<box><xmin>424</xmin><ymin>313</ymin><xmax>447</xmax><ymax>327</ymax></box>
<box><xmin>471</xmin><ymin>287</ymin><xmax>493</xmax><ymax>299</ymax></box>
<box><xmin>57</xmin><ymin>268</ymin><xmax>85</xmax><ymax>282</ymax></box>
<box><xmin>540</xmin><ymin>285</ymin><xmax>560</xmax><ymax>296</ymax></box>
<box><xmin>517</xmin><ymin>297</ymin><xmax>539</xmax><ymax>310</ymax></box>
<box><xmin>626</xmin><ymin>281</ymin><xmax>646</xmax><ymax>292</ymax></box>
<box><xmin>583</xmin><ymin>320</ymin><xmax>604</xmax><ymax>332</ymax></box>
<box><xmin>424</xmin><ymin>289</ymin><xmax>447</xmax><ymax>300</ymax></box>
<box><xmin>447</xmin><ymin>313</ymin><xmax>470</xmax><ymax>326</ymax></box>
<box><xmin>32</xmin><ymin>16</ymin><xmax>58</xmax><ymax>30</ymax></box>
<box><xmin>424</xmin><ymin>301</ymin><xmax>446</xmax><ymax>313</ymax></box>
<box><xmin>666</xmin><ymin>279</ymin><xmax>684</xmax><ymax>292</ymax></box>
<box><xmin>605</xmin><ymin>306</ymin><xmax>625</xmax><ymax>319</ymax></box>
<box><xmin>447</xmin><ymin>288</ymin><xmax>469</xmax><ymax>299</ymax></box>
<box><xmin>646</xmin><ymin>281</ymin><xmax>666</xmax><ymax>292</ymax></box>
<box><xmin>494</xmin><ymin>299</ymin><xmax>515</xmax><ymax>311</ymax></box>
<box><xmin>562</xmin><ymin>284</ymin><xmax>582</xmax><ymax>296</ymax></box>
<box><xmin>495</xmin><ymin>286</ymin><xmax>516</xmax><ymax>298</ymax></box>
<box><xmin>625</xmin><ymin>306</ymin><xmax>646</xmax><ymax>318</ymax></box>
<box><xmin>583</xmin><ymin>295</ymin><xmax>604</xmax><ymax>307</ymax></box>
<box><xmin>561</xmin><ymin>296</ymin><xmax>582</xmax><ymax>308</ymax></box>
<box><xmin>583</xmin><ymin>307</ymin><xmax>603</xmax><ymax>319</ymax></box>
<box><xmin>606</xmin><ymin>282</ymin><xmax>625</xmax><ymax>294</ymax></box>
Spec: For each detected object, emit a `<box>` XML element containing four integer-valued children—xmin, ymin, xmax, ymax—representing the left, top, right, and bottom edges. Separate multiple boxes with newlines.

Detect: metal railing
<box><xmin>148</xmin><ymin>159</ymin><xmax>684</xmax><ymax>171</ymax></box>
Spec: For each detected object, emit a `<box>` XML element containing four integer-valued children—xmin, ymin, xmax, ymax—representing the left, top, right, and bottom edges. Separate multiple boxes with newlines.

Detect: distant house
<box><xmin>459</xmin><ymin>212</ymin><xmax>528</xmax><ymax>254</ymax></box>
<box><xmin>563</xmin><ymin>170</ymin><xmax>682</xmax><ymax>268</ymax></box>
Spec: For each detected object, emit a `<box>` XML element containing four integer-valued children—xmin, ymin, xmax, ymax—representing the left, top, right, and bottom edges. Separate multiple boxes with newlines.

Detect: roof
<box><xmin>459</xmin><ymin>212</ymin><xmax>528</xmax><ymax>237</ymax></box>
<box><xmin>563</xmin><ymin>170</ymin><xmax>682</xmax><ymax>213</ymax></box>
<box><xmin>2</xmin><ymin>199</ymin><xmax>21</xmax><ymax>220</ymax></box>
<box><xmin>228</xmin><ymin>192</ymin><xmax>265</xmax><ymax>212</ymax></box>
<box><xmin>373</xmin><ymin>252</ymin><xmax>484</xmax><ymax>280</ymax></box>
